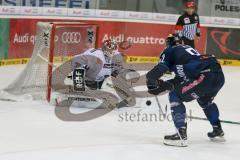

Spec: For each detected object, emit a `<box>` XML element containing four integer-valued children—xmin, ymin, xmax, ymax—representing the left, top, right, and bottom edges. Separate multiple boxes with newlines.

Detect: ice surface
<box><xmin>0</xmin><ymin>65</ymin><xmax>239</xmax><ymax>160</ymax></box>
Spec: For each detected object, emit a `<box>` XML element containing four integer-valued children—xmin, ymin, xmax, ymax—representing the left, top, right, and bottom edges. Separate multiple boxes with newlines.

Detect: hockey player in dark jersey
<box><xmin>175</xmin><ymin>1</ymin><xmax>201</xmax><ymax>48</ymax></box>
<box><xmin>146</xmin><ymin>34</ymin><xmax>225</xmax><ymax>147</ymax></box>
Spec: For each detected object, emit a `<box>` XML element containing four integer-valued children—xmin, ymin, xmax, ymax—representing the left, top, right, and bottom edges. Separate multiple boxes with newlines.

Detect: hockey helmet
<box><xmin>102</xmin><ymin>39</ymin><xmax>118</xmax><ymax>57</ymax></box>
<box><xmin>165</xmin><ymin>34</ymin><xmax>182</xmax><ymax>48</ymax></box>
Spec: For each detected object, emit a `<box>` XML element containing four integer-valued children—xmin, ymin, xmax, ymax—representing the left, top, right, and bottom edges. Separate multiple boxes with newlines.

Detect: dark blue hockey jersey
<box><xmin>152</xmin><ymin>45</ymin><xmax>219</xmax><ymax>82</ymax></box>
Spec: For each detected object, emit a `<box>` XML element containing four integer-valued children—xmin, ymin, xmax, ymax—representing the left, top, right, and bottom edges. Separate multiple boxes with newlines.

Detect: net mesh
<box><xmin>3</xmin><ymin>22</ymin><xmax>97</xmax><ymax>101</ymax></box>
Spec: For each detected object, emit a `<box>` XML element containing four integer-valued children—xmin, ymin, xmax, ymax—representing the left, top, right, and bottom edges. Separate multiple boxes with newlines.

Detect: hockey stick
<box><xmin>155</xmin><ymin>96</ymin><xmax>167</xmax><ymax>118</ymax></box>
<box><xmin>189</xmin><ymin>115</ymin><xmax>240</xmax><ymax>125</ymax></box>
<box><xmin>175</xmin><ymin>128</ymin><xmax>187</xmax><ymax>147</ymax></box>
<box><xmin>0</xmin><ymin>98</ymin><xmax>17</xmax><ymax>102</ymax></box>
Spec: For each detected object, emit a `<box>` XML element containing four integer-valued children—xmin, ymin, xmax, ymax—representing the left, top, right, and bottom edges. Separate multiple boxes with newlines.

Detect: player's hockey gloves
<box><xmin>146</xmin><ymin>63</ymin><xmax>172</xmax><ymax>95</ymax></box>
<box><xmin>147</xmin><ymin>80</ymin><xmax>174</xmax><ymax>96</ymax></box>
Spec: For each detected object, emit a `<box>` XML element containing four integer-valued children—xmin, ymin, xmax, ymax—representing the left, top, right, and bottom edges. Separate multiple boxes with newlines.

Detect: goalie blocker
<box><xmin>73</xmin><ymin>68</ymin><xmax>86</xmax><ymax>92</ymax></box>
<box><xmin>72</xmin><ymin>67</ymin><xmax>105</xmax><ymax>91</ymax></box>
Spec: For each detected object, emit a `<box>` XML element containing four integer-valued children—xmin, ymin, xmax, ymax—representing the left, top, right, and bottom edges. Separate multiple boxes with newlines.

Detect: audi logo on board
<box><xmin>61</xmin><ymin>32</ymin><xmax>82</xmax><ymax>44</ymax></box>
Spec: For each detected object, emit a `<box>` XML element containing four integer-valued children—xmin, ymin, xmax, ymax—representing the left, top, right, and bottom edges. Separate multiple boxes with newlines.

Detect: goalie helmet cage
<box><xmin>4</xmin><ymin>22</ymin><xmax>98</xmax><ymax>102</ymax></box>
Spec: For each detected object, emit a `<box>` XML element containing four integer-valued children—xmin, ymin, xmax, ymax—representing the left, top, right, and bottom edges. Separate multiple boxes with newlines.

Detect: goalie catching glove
<box><xmin>147</xmin><ymin>79</ymin><xmax>174</xmax><ymax>96</ymax></box>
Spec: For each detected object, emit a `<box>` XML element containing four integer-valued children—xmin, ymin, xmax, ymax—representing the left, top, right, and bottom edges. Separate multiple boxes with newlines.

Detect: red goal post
<box><xmin>2</xmin><ymin>22</ymin><xmax>98</xmax><ymax>102</ymax></box>
<box><xmin>47</xmin><ymin>23</ymin><xmax>98</xmax><ymax>102</ymax></box>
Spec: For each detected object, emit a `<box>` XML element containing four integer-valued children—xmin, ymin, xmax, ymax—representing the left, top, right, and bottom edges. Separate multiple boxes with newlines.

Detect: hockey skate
<box><xmin>208</xmin><ymin>122</ymin><xmax>225</xmax><ymax>142</ymax></box>
<box><xmin>164</xmin><ymin>127</ymin><xmax>188</xmax><ymax>147</ymax></box>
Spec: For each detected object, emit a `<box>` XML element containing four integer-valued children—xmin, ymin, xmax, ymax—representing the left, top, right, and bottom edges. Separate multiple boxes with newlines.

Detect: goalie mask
<box><xmin>102</xmin><ymin>39</ymin><xmax>118</xmax><ymax>57</ymax></box>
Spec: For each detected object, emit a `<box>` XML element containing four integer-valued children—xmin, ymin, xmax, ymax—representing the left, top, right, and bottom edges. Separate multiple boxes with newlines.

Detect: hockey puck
<box><xmin>146</xmin><ymin>100</ymin><xmax>152</xmax><ymax>106</ymax></box>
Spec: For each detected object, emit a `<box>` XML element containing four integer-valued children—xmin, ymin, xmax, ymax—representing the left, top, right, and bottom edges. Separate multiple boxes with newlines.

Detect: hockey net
<box><xmin>2</xmin><ymin>22</ymin><xmax>98</xmax><ymax>102</ymax></box>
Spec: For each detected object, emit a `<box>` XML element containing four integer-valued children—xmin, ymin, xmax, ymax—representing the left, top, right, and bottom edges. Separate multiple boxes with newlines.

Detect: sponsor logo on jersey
<box><xmin>176</xmin><ymin>65</ymin><xmax>189</xmax><ymax>82</ymax></box>
<box><xmin>182</xmin><ymin>74</ymin><xmax>205</xmax><ymax>94</ymax></box>
<box><xmin>184</xmin><ymin>17</ymin><xmax>190</xmax><ymax>24</ymax></box>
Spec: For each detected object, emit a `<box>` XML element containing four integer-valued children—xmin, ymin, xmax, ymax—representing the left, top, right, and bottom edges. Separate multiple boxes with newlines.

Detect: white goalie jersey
<box><xmin>72</xmin><ymin>48</ymin><xmax>123</xmax><ymax>83</ymax></box>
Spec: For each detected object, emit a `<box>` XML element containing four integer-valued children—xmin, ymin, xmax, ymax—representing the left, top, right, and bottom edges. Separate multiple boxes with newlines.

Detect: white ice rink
<box><xmin>0</xmin><ymin>65</ymin><xmax>239</xmax><ymax>160</ymax></box>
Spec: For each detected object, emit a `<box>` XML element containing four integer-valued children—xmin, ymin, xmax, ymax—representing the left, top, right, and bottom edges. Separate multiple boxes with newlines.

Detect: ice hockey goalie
<box><xmin>53</xmin><ymin>39</ymin><xmax>136</xmax><ymax>109</ymax></box>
